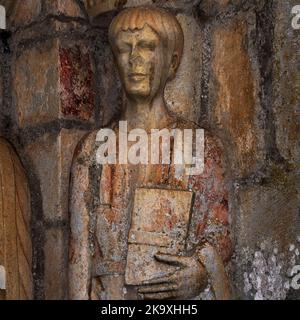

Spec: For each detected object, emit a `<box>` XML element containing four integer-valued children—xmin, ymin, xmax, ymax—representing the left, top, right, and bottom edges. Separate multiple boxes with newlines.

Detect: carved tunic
<box><xmin>69</xmin><ymin>119</ymin><xmax>232</xmax><ymax>300</ymax></box>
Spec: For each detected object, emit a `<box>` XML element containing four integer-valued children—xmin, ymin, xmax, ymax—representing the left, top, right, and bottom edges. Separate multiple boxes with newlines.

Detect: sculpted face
<box><xmin>114</xmin><ymin>24</ymin><xmax>170</xmax><ymax>100</ymax></box>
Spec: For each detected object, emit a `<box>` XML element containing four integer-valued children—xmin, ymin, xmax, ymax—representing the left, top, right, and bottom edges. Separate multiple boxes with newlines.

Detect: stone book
<box><xmin>125</xmin><ymin>188</ymin><xmax>194</xmax><ymax>286</ymax></box>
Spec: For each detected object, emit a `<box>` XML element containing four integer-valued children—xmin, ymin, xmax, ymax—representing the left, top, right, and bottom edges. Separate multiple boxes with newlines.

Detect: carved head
<box><xmin>109</xmin><ymin>6</ymin><xmax>184</xmax><ymax>101</ymax></box>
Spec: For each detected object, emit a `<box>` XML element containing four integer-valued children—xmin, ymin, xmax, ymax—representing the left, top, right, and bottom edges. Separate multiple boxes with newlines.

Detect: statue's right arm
<box><xmin>68</xmin><ymin>132</ymin><xmax>98</xmax><ymax>300</ymax></box>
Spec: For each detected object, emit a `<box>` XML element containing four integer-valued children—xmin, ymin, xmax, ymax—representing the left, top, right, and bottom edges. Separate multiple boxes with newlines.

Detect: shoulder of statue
<box><xmin>72</xmin><ymin>121</ymin><xmax>120</xmax><ymax>166</ymax></box>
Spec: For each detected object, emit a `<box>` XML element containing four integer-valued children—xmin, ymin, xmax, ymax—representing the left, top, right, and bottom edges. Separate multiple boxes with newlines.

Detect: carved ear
<box><xmin>168</xmin><ymin>52</ymin><xmax>180</xmax><ymax>80</ymax></box>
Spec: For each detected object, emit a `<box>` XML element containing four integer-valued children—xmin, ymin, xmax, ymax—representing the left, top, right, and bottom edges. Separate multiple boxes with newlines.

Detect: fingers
<box><xmin>155</xmin><ymin>253</ymin><xmax>187</xmax><ymax>267</ymax></box>
<box><xmin>138</xmin><ymin>283</ymin><xmax>178</xmax><ymax>294</ymax></box>
<box><xmin>140</xmin><ymin>291</ymin><xmax>178</xmax><ymax>300</ymax></box>
<box><xmin>141</xmin><ymin>274</ymin><xmax>175</xmax><ymax>285</ymax></box>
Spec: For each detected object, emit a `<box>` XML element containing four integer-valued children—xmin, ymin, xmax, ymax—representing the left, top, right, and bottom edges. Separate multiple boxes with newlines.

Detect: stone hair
<box><xmin>109</xmin><ymin>6</ymin><xmax>184</xmax><ymax>60</ymax></box>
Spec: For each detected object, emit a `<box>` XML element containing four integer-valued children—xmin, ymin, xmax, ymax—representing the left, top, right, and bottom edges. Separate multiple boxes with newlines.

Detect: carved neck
<box><xmin>122</xmin><ymin>94</ymin><xmax>172</xmax><ymax>132</ymax></box>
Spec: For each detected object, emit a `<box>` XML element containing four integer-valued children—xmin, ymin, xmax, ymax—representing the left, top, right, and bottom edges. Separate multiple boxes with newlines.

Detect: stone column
<box><xmin>7</xmin><ymin>0</ymin><xmax>97</xmax><ymax>299</ymax></box>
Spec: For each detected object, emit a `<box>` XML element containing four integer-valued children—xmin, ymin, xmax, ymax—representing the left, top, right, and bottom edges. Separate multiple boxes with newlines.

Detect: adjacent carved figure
<box><xmin>0</xmin><ymin>138</ymin><xmax>33</xmax><ymax>300</ymax></box>
<box><xmin>69</xmin><ymin>6</ymin><xmax>232</xmax><ymax>300</ymax></box>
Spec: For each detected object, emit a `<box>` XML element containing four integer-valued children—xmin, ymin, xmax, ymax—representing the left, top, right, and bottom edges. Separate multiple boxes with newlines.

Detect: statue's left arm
<box><xmin>69</xmin><ymin>132</ymin><xmax>98</xmax><ymax>300</ymax></box>
<box><xmin>180</xmin><ymin>132</ymin><xmax>232</xmax><ymax>299</ymax></box>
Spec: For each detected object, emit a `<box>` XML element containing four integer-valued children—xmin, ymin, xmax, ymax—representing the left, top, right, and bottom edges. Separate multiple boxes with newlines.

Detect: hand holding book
<box><xmin>125</xmin><ymin>188</ymin><xmax>231</xmax><ymax>300</ymax></box>
<box><xmin>137</xmin><ymin>252</ymin><xmax>207</xmax><ymax>300</ymax></box>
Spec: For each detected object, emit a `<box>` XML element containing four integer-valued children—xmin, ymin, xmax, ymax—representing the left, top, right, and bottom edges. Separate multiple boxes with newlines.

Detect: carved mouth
<box><xmin>128</xmin><ymin>73</ymin><xmax>148</xmax><ymax>81</ymax></box>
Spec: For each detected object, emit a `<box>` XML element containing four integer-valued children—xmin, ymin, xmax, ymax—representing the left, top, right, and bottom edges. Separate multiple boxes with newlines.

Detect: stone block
<box><xmin>165</xmin><ymin>13</ymin><xmax>202</xmax><ymax>124</ymax></box>
<box><xmin>84</xmin><ymin>0</ymin><xmax>121</xmax><ymax>17</ymax></box>
<box><xmin>198</xmin><ymin>0</ymin><xmax>239</xmax><ymax>17</ymax></box>
<box><xmin>84</xmin><ymin>1</ymin><xmax>202</xmax><ymax>19</ymax></box>
<box><xmin>44</xmin><ymin>227</ymin><xmax>68</xmax><ymax>300</ymax></box>
<box><xmin>12</xmin><ymin>40</ymin><xmax>60</xmax><ymax>127</ymax></box>
<box><xmin>8</xmin><ymin>0</ymin><xmax>42</xmax><ymax>29</ymax></box>
<box><xmin>24</xmin><ymin>129</ymin><xmax>86</xmax><ymax>222</ymax></box>
<box><xmin>59</xmin><ymin>42</ymin><xmax>95</xmax><ymax>121</ymax></box>
<box><xmin>124</xmin><ymin>0</ymin><xmax>200</xmax><ymax>10</ymax></box>
<box><xmin>273</xmin><ymin>0</ymin><xmax>300</xmax><ymax>168</ymax></box>
<box><xmin>210</xmin><ymin>17</ymin><xmax>265</xmax><ymax>178</ymax></box>
<box><xmin>12</xmin><ymin>39</ymin><xmax>95</xmax><ymax>128</ymax></box>
<box><xmin>236</xmin><ymin>176</ymin><xmax>299</xmax><ymax>250</ymax></box>
<box><xmin>234</xmin><ymin>172</ymin><xmax>300</xmax><ymax>300</ymax></box>
<box><xmin>44</xmin><ymin>0</ymin><xmax>85</xmax><ymax>17</ymax></box>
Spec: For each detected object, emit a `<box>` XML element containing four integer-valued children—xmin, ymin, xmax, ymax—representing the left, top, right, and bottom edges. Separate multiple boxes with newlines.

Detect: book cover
<box><xmin>125</xmin><ymin>188</ymin><xmax>194</xmax><ymax>286</ymax></box>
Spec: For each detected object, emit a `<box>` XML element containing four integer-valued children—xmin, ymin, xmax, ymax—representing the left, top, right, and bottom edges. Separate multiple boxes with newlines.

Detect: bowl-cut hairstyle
<box><xmin>108</xmin><ymin>6</ymin><xmax>184</xmax><ymax>62</ymax></box>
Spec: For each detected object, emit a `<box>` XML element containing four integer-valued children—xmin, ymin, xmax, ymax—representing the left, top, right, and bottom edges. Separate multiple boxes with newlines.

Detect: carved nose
<box><xmin>129</xmin><ymin>47</ymin><xmax>142</xmax><ymax>66</ymax></box>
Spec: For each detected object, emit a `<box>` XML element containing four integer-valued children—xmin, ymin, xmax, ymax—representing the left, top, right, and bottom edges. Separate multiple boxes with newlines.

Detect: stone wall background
<box><xmin>0</xmin><ymin>0</ymin><xmax>299</xmax><ymax>300</ymax></box>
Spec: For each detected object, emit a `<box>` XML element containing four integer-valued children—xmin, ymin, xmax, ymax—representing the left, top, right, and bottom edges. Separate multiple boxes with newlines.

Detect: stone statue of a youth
<box><xmin>69</xmin><ymin>7</ymin><xmax>232</xmax><ymax>300</ymax></box>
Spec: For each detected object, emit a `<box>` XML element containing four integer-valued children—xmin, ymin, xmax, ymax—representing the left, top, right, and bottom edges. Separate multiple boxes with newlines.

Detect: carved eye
<box><xmin>138</xmin><ymin>41</ymin><xmax>156</xmax><ymax>51</ymax></box>
<box><xmin>117</xmin><ymin>43</ymin><xmax>131</xmax><ymax>54</ymax></box>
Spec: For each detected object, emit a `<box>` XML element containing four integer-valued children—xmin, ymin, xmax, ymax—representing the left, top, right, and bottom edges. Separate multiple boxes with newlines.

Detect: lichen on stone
<box><xmin>241</xmin><ymin>240</ymin><xmax>300</xmax><ymax>300</ymax></box>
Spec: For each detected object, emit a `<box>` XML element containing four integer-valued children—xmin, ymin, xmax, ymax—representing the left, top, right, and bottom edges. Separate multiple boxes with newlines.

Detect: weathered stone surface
<box><xmin>8</xmin><ymin>0</ymin><xmax>42</xmax><ymax>29</ymax></box>
<box><xmin>125</xmin><ymin>0</ymin><xmax>200</xmax><ymax>10</ymax></box>
<box><xmin>69</xmin><ymin>132</ymin><xmax>96</xmax><ymax>300</ymax></box>
<box><xmin>6</xmin><ymin>0</ymin><xmax>85</xmax><ymax>29</ymax></box>
<box><xmin>210</xmin><ymin>18</ymin><xmax>265</xmax><ymax>178</ymax></box>
<box><xmin>234</xmin><ymin>168</ymin><xmax>300</xmax><ymax>300</ymax></box>
<box><xmin>44</xmin><ymin>0</ymin><xmax>85</xmax><ymax>17</ymax></box>
<box><xmin>12</xmin><ymin>39</ymin><xmax>95</xmax><ymax>127</ymax></box>
<box><xmin>273</xmin><ymin>0</ymin><xmax>300</xmax><ymax>168</ymax></box>
<box><xmin>84</xmin><ymin>0</ymin><xmax>202</xmax><ymax>18</ymax></box>
<box><xmin>198</xmin><ymin>0</ymin><xmax>238</xmax><ymax>17</ymax></box>
<box><xmin>96</xmin><ymin>43</ymin><xmax>122</xmax><ymax>126</ymax></box>
<box><xmin>84</xmin><ymin>0</ymin><xmax>122</xmax><ymax>17</ymax></box>
<box><xmin>59</xmin><ymin>43</ymin><xmax>95</xmax><ymax>121</ymax></box>
<box><xmin>44</xmin><ymin>227</ymin><xmax>68</xmax><ymax>300</ymax></box>
<box><xmin>24</xmin><ymin>129</ymin><xmax>86</xmax><ymax>222</ymax></box>
<box><xmin>236</xmin><ymin>179</ymin><xmax>299</xmax><ymax>250</ymax></box>
<box><xmin>24</xmin><ymin>129</ymin><xmax>86</xmax><ymax>300</ymax></box>
<box><xmin>165</xmin><ymin>13</ymin><xmax>202</xmax><ymax>122</ymax></box>
<box><xmin>239</xmin><ymin>239</ymin><xmax>300</xmax><ymax>300</ymax></box>
<box><xmin>12</xmin><ymin>40</ymin><xmax>60</xmax><ymax>127</ymax></box>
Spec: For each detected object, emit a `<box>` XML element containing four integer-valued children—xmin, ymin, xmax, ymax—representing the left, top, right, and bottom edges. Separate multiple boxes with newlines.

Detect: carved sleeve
<box><xmin>188</xmin><ymin>133</ymin><xmax>232</xmax><ymax>263</ymax></box>
<box><xmin>68</xmin><ymin>132</ymin><xmax>98</xmax><ymax>300</ymax></box>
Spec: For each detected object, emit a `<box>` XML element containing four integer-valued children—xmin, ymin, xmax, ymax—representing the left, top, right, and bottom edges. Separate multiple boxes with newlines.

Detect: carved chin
<box><xmin>125</xmin><ymin>83</ymin><xmax>151</xmax><ymax>98</ymax></box>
